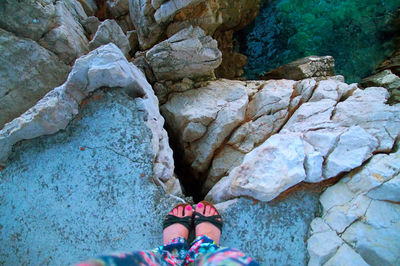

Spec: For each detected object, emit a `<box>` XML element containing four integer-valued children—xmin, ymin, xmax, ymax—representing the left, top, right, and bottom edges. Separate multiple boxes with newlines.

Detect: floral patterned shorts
<box><xmin>77</xmin><ymin>235</ymin><xmax>259</xmax><ymax>266</ymax></box>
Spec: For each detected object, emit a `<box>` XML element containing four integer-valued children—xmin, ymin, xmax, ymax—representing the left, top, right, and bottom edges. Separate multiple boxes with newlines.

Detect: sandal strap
<box><xmin>193</xmin><ymin>211</ymin><xmax>223</xmax><ymax>232</ymax></box>
<box><xmin>162</xmin><ymin>215</ymin><xmax>191</xmax><ymax>231</ymax></box>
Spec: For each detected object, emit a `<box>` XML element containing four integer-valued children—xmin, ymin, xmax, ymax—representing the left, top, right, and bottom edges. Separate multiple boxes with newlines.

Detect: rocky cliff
<box><xmin>0</xmin><ymin>0</ymin><xmax>399</xmax><ymax>265</ymax></box>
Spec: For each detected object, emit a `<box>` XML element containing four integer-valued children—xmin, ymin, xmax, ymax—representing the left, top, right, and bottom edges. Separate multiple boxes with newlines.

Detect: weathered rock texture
<box><xmin>361</xmin><ymin>69</ymin><xmax>400</xmax><ymax>104</ymax></box>
<box><xmin>0</xmin><ymin>29</ymin><xmax>71</xmax><ymax>129</ymax></box>
<box><xmin>88</xmin><ymin>19</ymin><xmax>131</xmax><ymax>56</ymax></box>
<box><xmin>160</xmin><ymin>75</ymin><xmax>400</xmax><ymax>201</ymax></box>
<box><xmin>0</xmin><ymin>0</ymin><xmax>90</xmax><ymax>127</ymax></box>
<box><xmin>260</xmin><ymin>56</ymin><xmax>335</xmax><ymax>80</ymax></box>
<box><xmin>128</xmin><ymin>0</ymin><xmax>260</xmax><ymax>78</ymax></box>
<box><xmin>0</xmin><ymin>88</ymin><xmax>182</xmax><ymax>265</ymax></box>
<box><xmin>0</xmin><ymin>44</ymin><xmax>175</xmax><ymax>190</ymax></box>
<box><xmin>377</xmin><ymin>47</ymin><xmax>400</xmax><ymax>76</ymax></box>
<box><xmin>215</xmin><ymin>189</ymin><xmax>321</xmax><ymax>265</ymax></box>
<box><xmin>307</xmin><ymin>147</ymin><xmax>400</xmax><ymax>265</ymax></box>
<box><xmin>146</xmin><ymin>26</ymin><xmax>222</xmax><ymax>81</ymax></box>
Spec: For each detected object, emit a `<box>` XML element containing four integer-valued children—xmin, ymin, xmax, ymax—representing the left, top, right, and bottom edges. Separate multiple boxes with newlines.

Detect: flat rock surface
<box><xmin>0</xmin><ymin>90</ymin><xmax>182</xmax><ymax>265</ymax></box>
<box><xmin>216</xmin><ymin>189</ymin><xmax>321</xmax><ymax>265</ymax></box>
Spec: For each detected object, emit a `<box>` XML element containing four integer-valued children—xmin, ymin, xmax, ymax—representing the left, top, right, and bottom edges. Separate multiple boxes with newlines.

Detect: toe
<box><xmin>184</xmin><ymin>205</ymin><xmax>193</xmax><ymax>217</ymax></box>
<box><xmin>196</xmin><ymin>202</ymin><xmax>205</xmax><ymax>215</ymax></box>
<box><xmin>177</xmin><ymin>206</ymin><xmax>184</xmax><ymax>217</ymax></box>
<box><xmin>173</xmin><ymin>207</ymin><xmax>178</xmax><ymax>216</ymax></box>
<box><xmin>205</xmin><ymin>205</ymin><xmax>211</xmax><ymax>215</ymax></box>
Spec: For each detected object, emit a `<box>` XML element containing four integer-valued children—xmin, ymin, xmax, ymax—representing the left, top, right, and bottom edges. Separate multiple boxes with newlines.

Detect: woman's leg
<box><xmin>77</xmin><ymin>204</ymin><xmax>193</xmax><ymax>266</ymax></box>
<box><xmin>186</xmin><ymin>202</ymin><xmax>259</xmax><ymax>266</ymax></box>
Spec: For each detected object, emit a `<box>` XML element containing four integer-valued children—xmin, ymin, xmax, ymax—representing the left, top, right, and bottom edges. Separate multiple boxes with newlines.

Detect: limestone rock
<box><xmin>332</xmin><ymin>87</ymin><xmax>400</xmax><ymax>152</ymax></box>
<box><xmin>161</xmin><ymin>79</ymin><xmax>248</xmax><ymax>173</ymax></box>
<box><xmin>0</xmin><ymin>0</ymin><xmax>89</xmax><ymax>65</ymax></box>
<box><xmin>89</xmin><ymin>19</ymin><xmax>130</xmax><ymax>57</ymax></box>
<box><xmin>323</xmin><ymin>126</ymin><xmax>378</xmax><ymax>179</ymax></box>
<box><xmin>360</xmin><ymin>69</ymin><xmax>400</xmax><ymax>103</ymax></box>
<box><xmin>82</xmin><ymin>16</ymin><xmax>101</xmax><ymax>35</ymax></box>
<box><xmin>324</xmin><ymin>244</ymin><xmax>369</xmax><ymax>266</ymax></box>
<box><xmin>0</xmin><ymin>0</ymin><xmax>57</xmax><ymax>41</ymax></box>
<box><xmin>216</xmin><ymin>133</ymin><xmax>307</xmax><ymax>202</ymax></box>
<box><xmin>204</xmin><ymin>78</ymin><xmax>399</xmax><ymax>202</ymax></box>
<box><xmin>38</xmin><ymin>0</ymin><xmax>89</xmax><ymax>64</ymax></box>
<box><xmin>154</xmin><ymin>0</ymin><xmax>203</xmax><ymax>24</ymax></box>
<box><xmin>307</xmin><ymin>148</ymin><xmax>400</xmax><ymax>265</ymax></box>
<box><xmin>377</xmin><ymin>48</ymin><xmax>400</xmax><ymax>76</ymax></box>
<box><xmin>129</xmin><ymin>0</ymin><xmax>164</xmax><ymax>50</ymax></box>
<box><xmin>0</xmin><ymin>29</ymin><xmax>70</xmax><ymax>129</ymax></box>
<box><xmin>361</xmin><ymin>69</ymin><xmax>400</xmax><ymax>91</ymax></box>
<box><xmin>127</xmin><ymin>30</ymin><xmax>139</xmax><ymax>56</ymax></box>
<box><xmin>260</xmin><ymin>56</ymin><xmax>335</xmax><ymax>80</ymax></box>
<box><xmin>307</xmin><ymin>230</ymin><xmax>343</xmax><ymax>266</ymax></box>
<box><xmin>0</xmin><ymin>88</ymin><xmax>182</xmax><ymax>265</ymax></box>
<box><xmin>129</xmin><ymin>0</ymin><xmax>261</xmax><ymax>50</ymax></box>
<box><xmin>77</xmin><ymin>0</ymin><xmax>98</xmax><ymax>16</ymax></box>
<box><xmin>0</xmin><ymin>44</ymin><xmax>174</xmax><ymax>189</ymax></box>
<box><xmin>146</xmin><ymin>26</ymin><xmax>222</xmax><ymax>81</ymax></box>
<box><xmin>107</xmin><ymin>0</ymin><xmax>129</xmax><ymax>18</ymax></box>
<box><xmin>212</xmin><ymin>190</ymin><xmax>321</xmax><ymax>265</ymax></box>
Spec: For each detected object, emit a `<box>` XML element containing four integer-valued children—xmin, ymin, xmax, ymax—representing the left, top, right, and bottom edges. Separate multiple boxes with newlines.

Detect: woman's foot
<box><xmin>194</xmin><ymin>201</ymin><xmax>222</xmax><ymax>245</ymax></box>
<box><xmin>163</xmin><ymin>204</ymin><xmax>193</xmax><ymax>245</ymax></box>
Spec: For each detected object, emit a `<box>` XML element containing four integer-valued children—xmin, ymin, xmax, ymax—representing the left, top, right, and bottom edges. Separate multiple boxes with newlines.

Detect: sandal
<box><xmin>193</xmin><ymin>201</ymin><xmax>223</xmax><ymax>232</ymax></box>
<box><xmin>162</xmin><ymin>203</ymin><xmax>192</xmax><ymax>231</ymax></box>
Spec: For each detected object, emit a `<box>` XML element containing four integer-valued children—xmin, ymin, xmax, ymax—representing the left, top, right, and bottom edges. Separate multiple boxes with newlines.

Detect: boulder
<box><xmin>146</xmin><ymin>26</ymin><xmax>222</xmax><ymax>81</ymax></box>
<box><xmin>214</xmin><ymin>189</ymin><xmax>320</xmax><ymax>265</ymax></box>
<box><xmin>360</xmin><ymin>69</ymin><xmax>400</xmax><ymax>103</ymax></box>
<box><xmin>0</xmin><ymin>29</ymin><xmax>70</xmax><ymax>129</ymax></box>
<box><xmin>0</xmin><ymin>0</ymin><xmax>89</xmax><ymax>65</ymax></box>
<box><xmin>161</xmin><ymin>79</ymin><xmax>248</xmax><ymax>173</ymax></box>
<box><xmin>129</xmin><ymin>0</ymin><xmax>164</xmax><ymax>50</ymax></box>
<box><xmin>0</xmin><ymin>0</ymin><xmax>57</xmax><ymax>41</ymax></box>
<box><xmin>377</xmin><ymin>48</ymin><xmax>400</xmax><ymax>76</ymax></box>
<box><xmin>38</xmin><ymin>0</ymin><xmax>89</xmax><ymax>64</ymax></box>
<box><xmin>128</xmin><ymin>0</ymin><xmax>261</xmax><ymax>50</ymax></box>
<box><xmin>0</xmin><ymin>43</ymin><xmax>174</xmax><ymax>188</ymax></box>
<box><xmin>107</xmin><ymin>0</ymin><xmax>129</xmax><ymax>18</ymax></box>
<box><xmin>260</xmin><ymin>56</ymin><xmax>335</xmax><ymax>80</ymax></box>
<box><xmin>82</xmin><ymin>16</ymin><xmax>101</xmax><ymax>35</ymax></box>
<box><xmin>127</xmin><ymin>30</ymin><xmax>139</xmax><ymax>56</ymax></box>
<box><xmin>160</xmin><ymin>76</ymin><xmax>400</xmax><ymax>202</ymax></box>
<box><xmin>88</xmin><ymin>19</ymin><xmax>130</xmax><ymax>56</ymax></box>
<box><xmin>307</xmin><ymin>148</ymin><xmax>400</xmax><ymax>265</ymax></box>
<box><xmin>0</xmin><ymin>88</ymin><xmax>182</xmax><ymax>265</ymax></box>
<box><xmin>77</xmin><ymin>0</ymin><xmax>98</xmax><ymax>16</ymax></box>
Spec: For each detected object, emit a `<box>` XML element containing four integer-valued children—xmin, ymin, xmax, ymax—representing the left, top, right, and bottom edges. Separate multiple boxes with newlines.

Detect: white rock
<box><xmin>323</xmin><ymin>126</ymin><xmax>378</xmax><ymax>179</ymax></box>
<box><xmin>307</xmin><ymin>230</ymin><xmax>343</xmax><ymax>266</ymax></box>
<box><xmin>323</xmin><ymin>195</ymin><xmax>371</xmax><ymax>233</ymax></box>
<box><xmin>0</xmin><ymin>44</ymin><xmax>175</xmax><ymax>192</ymax></box>
<box><xmin>303</xmin><ymin>141</ymin><xmax>324</xmax><ymax>182</ymax></box>
<box><xmin>319</xmin><ymin>182</ymin><xmax>355</xmax><ymax>212</ymax></box>
<box><xmin>342</xmin><ymin>219</ymin><xmax>400</xmax><ymax>265</ymax></box>
<box><xmin>39</xmin><ymin>0</ymin><xmax>89</xmax><ymax>64</ymax></box>
<box><xmin>154</xmin><ymin>0</ymin><xmax>203</xmax><ymax>24</ymax></box>
<box><xmin>203</xmin><ymin>146</ymin><xmax>245</xmax><ymax>194</ymax></box>
<box><xmin>146</xmin><ymin>26</ymin><xmax>222</xmax><ymax>81</ymax></box>
<box><xmin>88</xmin><ymin>19</ymin><xmax>130</xmax><ymax>56</ymax></box>
<box><xmin>367</xmin><ymin>174</ymin><xmax>400</xmax><ymax>202</ymax></box>
<box><xmin>346</xmin><ymin>151</ymin><xmax>400</xmax><ymax>194</ymax></box>
<box><xmin>229</xmin><ymin>133</ymin><xmax>306</xmax><ymax>202</ymax></box>
<box><xmin>333</xmin><ymin>87</ymin><xmax>400</xmax><ymax>152</ymax></box>
<box><xmin>161</xmin><ymin>79</ymin><xmax>248</xmax><ymax>173</ymax></box>
<box><xmin>309</xmin><ymin>218</ymin><xmax>331</xmax><ymax>234</ymax></box>
<box><xmin>323</xmin><ymin>243</ymin><xmax>369</xmax><ymax>266</ymax></box>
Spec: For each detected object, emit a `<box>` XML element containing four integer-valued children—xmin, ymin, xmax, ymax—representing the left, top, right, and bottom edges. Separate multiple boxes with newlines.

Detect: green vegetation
<box><xmin>238</xmin><ymin>0</ymin><xmax>400</xmax><ymax>82</ymax></box>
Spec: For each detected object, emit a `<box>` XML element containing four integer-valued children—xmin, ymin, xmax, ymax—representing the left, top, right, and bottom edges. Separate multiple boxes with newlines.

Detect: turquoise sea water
<box><xmin>237</xmin><ymin>0</ymin><xmax>400</xmax><ymax>82</ymax></box>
